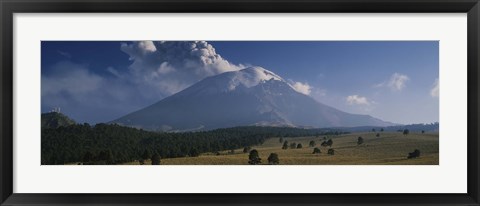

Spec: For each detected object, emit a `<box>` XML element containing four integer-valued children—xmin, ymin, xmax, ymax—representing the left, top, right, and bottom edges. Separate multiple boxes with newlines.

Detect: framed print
<box><xmin>1</xmin><ymin>0</ymin><xmax>479</xmax><ymax>205</ymax></box>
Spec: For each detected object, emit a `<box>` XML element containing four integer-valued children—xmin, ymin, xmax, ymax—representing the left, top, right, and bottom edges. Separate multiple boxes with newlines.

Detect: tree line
<box><xmin>41</xmin><ymin>123</ymin><xmax>342</xmax><ymax>165</ymax></box>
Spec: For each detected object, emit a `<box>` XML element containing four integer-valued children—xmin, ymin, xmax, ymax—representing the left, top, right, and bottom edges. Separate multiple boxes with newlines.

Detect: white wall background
<box><xmin>13</xmin><ymin>13</ymin><xmax>467</xmax><ymax>193</ymax></box>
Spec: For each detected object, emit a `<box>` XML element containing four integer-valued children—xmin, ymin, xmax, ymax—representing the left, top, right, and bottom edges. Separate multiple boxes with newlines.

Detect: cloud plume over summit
<box><xmin>120</xmin><ymin>41</ymin><xmax>246</xmax><ymax>96</ymax></box>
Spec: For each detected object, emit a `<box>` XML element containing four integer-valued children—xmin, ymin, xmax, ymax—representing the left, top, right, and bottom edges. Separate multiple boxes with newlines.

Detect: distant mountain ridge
<box><xmin>111</xmin><ymin>67</ymin><xmax>396</xmax><ymax>131</ymax></box>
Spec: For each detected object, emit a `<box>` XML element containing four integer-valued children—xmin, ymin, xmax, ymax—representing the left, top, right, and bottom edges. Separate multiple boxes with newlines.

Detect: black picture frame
<box><xmin>1</xmin><ymin>0</ymin><xmax>479</xmax><ymax>205</ymax></box>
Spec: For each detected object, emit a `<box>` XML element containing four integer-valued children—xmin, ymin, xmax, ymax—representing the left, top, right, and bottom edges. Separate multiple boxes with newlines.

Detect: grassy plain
<box><xmin>127</xmin><ymin>132</ymin><xmax>439</xmax><ymax>165</ymax></box>
<box><xmin>123</xmin><ymin>132</ymin><xmax>439</xmax><ymax>165</ymax></box>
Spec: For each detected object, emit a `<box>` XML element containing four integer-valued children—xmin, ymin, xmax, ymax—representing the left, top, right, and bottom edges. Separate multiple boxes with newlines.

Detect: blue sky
<box><xmin>41</xmin><ymin>41</ymin><xmax>439</xmax><ymax>125</ymax></box>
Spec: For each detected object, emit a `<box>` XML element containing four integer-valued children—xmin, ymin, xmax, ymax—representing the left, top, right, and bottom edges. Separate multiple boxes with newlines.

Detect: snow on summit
<box><xmin>222</xmin><ymin>66</ymin><xmax>284</xmax><ymax>91</ymax></box>
<box><xmin>217</xmin><ymin>66</ymin><xmax>311</xmax><ymax>95</ymax></box>
<box><xmin>175</xmin><ymin>66</ymin><xmax>289</xmax><ymax>96</ymax></box>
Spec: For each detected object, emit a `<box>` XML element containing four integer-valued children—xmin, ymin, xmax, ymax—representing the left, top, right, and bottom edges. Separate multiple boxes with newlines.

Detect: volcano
<box><xmin>111</xmin><ymin>67</ymin><xmax>395</xmax><ymax>131</ymax></box>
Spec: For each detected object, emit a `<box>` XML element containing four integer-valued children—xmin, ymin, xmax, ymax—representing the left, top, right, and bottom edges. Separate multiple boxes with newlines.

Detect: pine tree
<box><xmin>282</xmin><ymin>141</ymin><xmax>289</xmax><ymax>150</ymax></box>
<box><xmin>407</xmin><ymin>149</ymin><xmax>421</xmax><ymax>159</ymax></box>
<box><xmin>357</xmin><ymin>136</ymin><xmax>364</xmax><ymax>145</ymax></box>
<box><xmin>327</xmin><ymin>139</ymin><xmax>333</xmax><ymax>147</ymax></box>
<box><xmin>248</xmin><ymin>149</ymin><xmax>262</xmax><ymax>165</ymax></box>
<box><xmin>267</xmin><ymin>153</ymin><xmax>279</xmax><ymax>165</ymax></box>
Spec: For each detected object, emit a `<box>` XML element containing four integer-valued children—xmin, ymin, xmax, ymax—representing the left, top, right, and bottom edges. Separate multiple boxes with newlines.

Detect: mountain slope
<box><xmin>112</xmin><ymin>67</ymin><xmax>395</xmax><ymax>131</ymax></box>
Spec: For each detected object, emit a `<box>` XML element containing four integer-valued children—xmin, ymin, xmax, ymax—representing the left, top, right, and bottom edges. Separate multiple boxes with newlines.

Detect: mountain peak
<box><xmin>168</xmin><ymin>66</ymin><xmax>290</xmax><ymax>98</ymax></box>
<box><xmin>214</xmin><ymin>66</ymin><xmax>285</xmax><ymax>92</ymax></box>
<box><xmin>238</xmin><ymin>66</ymin><xmax>283</xmax><ymax>82</ymax></box>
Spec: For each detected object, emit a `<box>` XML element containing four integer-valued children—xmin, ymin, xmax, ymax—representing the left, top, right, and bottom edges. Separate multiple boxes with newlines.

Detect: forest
<box><xmin>41</xmin><ymin>123</ymin><xmax>344</xmax><ymax>165</ymax></box>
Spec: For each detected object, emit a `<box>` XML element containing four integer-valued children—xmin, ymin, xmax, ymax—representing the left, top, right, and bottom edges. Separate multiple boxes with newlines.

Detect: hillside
<box><xmin>41</xmin><ymin>112</ymin><xmax>76</xmax><ymax>129</ymax></box>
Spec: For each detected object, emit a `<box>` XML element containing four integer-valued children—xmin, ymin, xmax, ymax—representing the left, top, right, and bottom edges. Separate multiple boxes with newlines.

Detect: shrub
<box><xmin>376</xmin><ymin>133</ymin><xmax>380</xmax><ymax>137</ymax></box>
<box><xmin>309</xmin><ymin>140</ymin><xmax>316</xmax><ymax>147</ymax></box>
<box><xmin>282</xmin><ymin>141</ymin><xmax>289</xmax><ymax>150</ymax></box>
<box><xmin>267</xmin><ymin>153</ymin><xmax>279</xmax><ymax>165</ymax></box>
<box><xmin>248</xmin><ymin>149</ymin><xmax>262</xmax><ymax>165</ymax></box>
<box><xmin>327</xmin><ymin>149</ymin><xmax>335</xmax><ymax>155</ymax></box>
<box><xmin>357</xmin><ymin>136</ymin><xmax>364</xmax><ymax>145</ymax></box>
<box><xmin>296</xmin><ymin>143</ymin><xmax>303</xmax><ymax>149</ymax></box>
<box><xmin>327</xmin><ymin>139</ymin><xmax>333</xmax><ymax>147</ymax></box>
<box><xmin>403</xmin><ymin>129</ymin><xmax>410</xmax><ymax>135</ymax></box>
<box><xmin>407</xmin><ymin>149</ymin><xmax>421</xmax><ymax>159</ymax></box>
<box><xmin>312</xmin><ymin>147</ymin><xmax>321</xmax><ymax>154</ymax></box>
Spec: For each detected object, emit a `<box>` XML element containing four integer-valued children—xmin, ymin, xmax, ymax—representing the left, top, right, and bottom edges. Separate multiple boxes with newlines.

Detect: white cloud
<box><xmin>156</xmin><ymin>62</ymin><xmax>175</xmax><ymax>75</ymax></box>
<box><xmin>42</xmin><ymin>61</ymin><xmax>102</xmax><ymax>97</ymax></box>
<box><xmin>374</xmin><ymin>73</ymin><xmax>410</xmax><ymax>91</ymax></box>
<box><xmin>291</xmin><ymin>81</ymin><xmax>312</xmax><ymax>95</ymax></box>
<box><xmin>42</xmin><ymin>61</ymin><xmax>148</xmax><ymax>123</ymax></box>
<box><xmin>137</xmin><ymin>41</ymin><xmax>157</xmax><ymax>52</ymax></box>
<box><xmin>430</xmin><ymin>78</ymin><xmax>439</xmax><ymax>97</ymax></box>
<box><xmin>120</xmin><ymin>41</ymin><xmax>245</xmax><ymax>96</ymax></box>
<box><xmin>120</xmin><ymin>40</ymin><xmax>156</xmax><ymax>59</ymax></box>
<box><xmin>387</xmin><ymin>73</ymin><xmax>410</xmax><ymax>91</ymax></box>
<box><xmin>346</xmin><ymin>95</ymin><xmax>371</xmax><ymax>105</ymax></box>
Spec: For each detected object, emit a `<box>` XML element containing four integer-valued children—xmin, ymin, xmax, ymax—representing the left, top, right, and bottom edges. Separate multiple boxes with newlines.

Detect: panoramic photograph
<box><xmin>41</xmin><ymin>41</ymin><xmax>439</xmax><ymax>165</ymax></box>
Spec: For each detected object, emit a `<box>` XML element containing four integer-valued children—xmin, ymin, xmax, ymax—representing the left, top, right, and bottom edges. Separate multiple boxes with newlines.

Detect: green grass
<box><xmin>123</xmin><ymin>132</ymin><xmax>439</xmax><ymax>165</ymax></box>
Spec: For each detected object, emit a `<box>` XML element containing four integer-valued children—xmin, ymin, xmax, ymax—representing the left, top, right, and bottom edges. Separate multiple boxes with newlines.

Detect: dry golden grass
<box><xmin>122</xmin><ymin>132</ymin><xmax>438</xmax><ymax>165</ymax></box>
